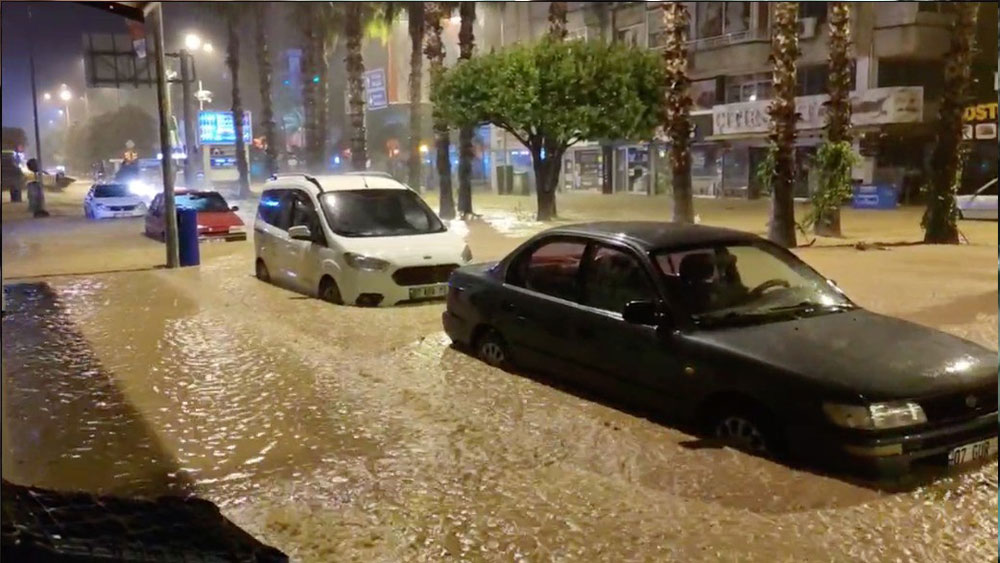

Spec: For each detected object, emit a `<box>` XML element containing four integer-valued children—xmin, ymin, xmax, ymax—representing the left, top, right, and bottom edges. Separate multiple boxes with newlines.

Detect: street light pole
<box><xmin>27</xmin><ymin>7</ymin><xmax>43</xmax><ymax>180</ymax></box>
<box><xmin>179</xmin><ymin>48</ymin><xmax>198</xmax><ymax>187</ymax></box>
<box><xmin>148</xmin><ymin>3</ymin><xmax>180</xmax><ymax>268</ymax></box>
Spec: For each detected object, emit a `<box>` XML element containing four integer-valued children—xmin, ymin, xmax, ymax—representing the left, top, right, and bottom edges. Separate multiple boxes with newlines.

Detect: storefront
<box><xmin>562</xmin><ymin>143</ymin><xmax>605</xmax><ymax>192</ymax></box>
<box><xmin>961</xmin><ymin>101</ymin><xmax>999</xmax><ymax>193</ymax></box>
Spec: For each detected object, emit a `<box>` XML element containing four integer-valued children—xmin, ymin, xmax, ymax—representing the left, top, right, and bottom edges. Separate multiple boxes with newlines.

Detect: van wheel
<box><xmin>474</xmin><ymin>328</ymin><xmax>511</xmax><ymax>369</ymax></box>
<box><xmin>255</xmin><ymin>259</ymin><xmax>270</xmax><ymax>282</ymax></box>
<box><xmin>318</xmin><ymin>276</ymin><xmax>343</xmax><ymax>305</ymax></box>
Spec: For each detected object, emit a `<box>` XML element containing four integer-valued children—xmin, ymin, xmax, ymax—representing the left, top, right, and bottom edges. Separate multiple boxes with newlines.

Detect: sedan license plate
<box><xmin>947</xmin><ymin>437</ymin><xmax>998</xmax><ymax>466</ymax></box>
<box><xmin>409</xmin><ymin>284</ymin><xmax>448</xmax><ymax>300</ymax></box>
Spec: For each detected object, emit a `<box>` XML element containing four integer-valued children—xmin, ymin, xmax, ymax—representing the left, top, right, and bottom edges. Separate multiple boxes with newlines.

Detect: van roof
<box><xmin>264</xmin><ymin>173</ymin><xmax>410</xmax><ymax>194</ymax></box>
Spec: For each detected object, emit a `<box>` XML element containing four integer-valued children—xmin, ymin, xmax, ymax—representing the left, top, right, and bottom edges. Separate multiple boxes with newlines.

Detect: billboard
<box><xmin>198</xmin><ymin>111</ymin><xmax>252</xmax><ymax>145</ymax></box>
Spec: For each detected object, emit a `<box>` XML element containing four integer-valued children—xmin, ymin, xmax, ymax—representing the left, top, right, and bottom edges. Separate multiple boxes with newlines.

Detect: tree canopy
<box><xmin>433</xmin><ymin>38</ymin><xmax>665</xmax><ymax>219</ymax></box>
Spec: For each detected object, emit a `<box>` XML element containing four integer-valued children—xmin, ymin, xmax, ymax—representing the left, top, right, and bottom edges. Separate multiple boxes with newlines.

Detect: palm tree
<box><xmin>812</xmin><ymin>2</ymin><xmax>852</xmax><ymax>237</ymax></box>
<box><xmin>661</xmin><ymin>2</ymin><xmax>693</xmax><ymax>223</ymax></box>
<box><xmin>456</xmin><ymin>2</ymin><xmax>476</xmax><ymax>218</ymax></box>
<box><xmin>765</xmin><ymin>2</ymin><xmax>800</xmax><ymax>249</ymax></box>
<box><xmin>345</xmin><ymin>2</ymin><xmax>368</xmax><ymax>171</ymax></box>
<box><xmin>223</xmin><ymin>8</ymin><xmax>251</xmax><ymax>197</ymax></box>
<box><xmin>923</xmin><ymin>3</ymin><xmax>980</xmax><ymax>244</ymax></box>
<box><xmin>294</xmin><ymin>4</ymin><xmax>337</xmax><ymax>174</ymax></box>
<box><xmin>425</xmin><ymin>2</ymin><xmax>455</xmax><ymax>219</ymax></box>
<box><xmin>254</xmin><ymin>3</ymin><xmax>278</xmax><ymax>176</ymax></box>
<box><xmin>548</xmin><ymin>2</ymin><xmax>568</xmax><ymax>40</ymax></box>
<box><xmin>384</xmin><ymin>2</ymin><xmax>428</xmax><ymax>190</ymax></box>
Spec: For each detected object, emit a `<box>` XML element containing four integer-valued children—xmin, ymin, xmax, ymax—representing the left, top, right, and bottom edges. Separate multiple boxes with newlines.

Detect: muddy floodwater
<box><xmin>2</xmin><ymin>184</ymin><xmax>997</xmax><ymax>561</ymax></box>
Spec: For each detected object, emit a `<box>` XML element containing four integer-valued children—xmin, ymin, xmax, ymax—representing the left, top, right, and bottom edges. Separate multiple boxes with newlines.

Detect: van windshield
<box><xmin>320</xmin><ymin>189</ymin><xmax>446</xmax><ymax>237</ymax></box>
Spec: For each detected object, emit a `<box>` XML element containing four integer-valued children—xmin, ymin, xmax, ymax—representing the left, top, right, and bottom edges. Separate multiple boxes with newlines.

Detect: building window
<box><xmin>696</xmin><ymin>2</ymin><xmax>750</xmax><ymax>39</ymax></box>
<box><xmin>799</xmin><ymin>1</ymin><xmax>828</xmax><ymax>21</ymax></box>
<box><xmin>725</xmin><ymin>73</ymin><xmax>772</xmax><ymax>103</ymax></box>
<box><xmin>917</xmin><ymin>2</ymin><xmax>945</xmax><ymax>14</ymax></box>
<box><xmin>878</xmin><ymin>59</ymin><xmax>944</xmax><ymax>98</ymax></box>
<box><xmin>616</xmin><ymin>25</ymin><xmax>643</xmax><ymax>48</ymax></box>
<box><xmin>797</xmin><ymin>61</ymin><xmax>857</xmax><ymax>96</ymax></box>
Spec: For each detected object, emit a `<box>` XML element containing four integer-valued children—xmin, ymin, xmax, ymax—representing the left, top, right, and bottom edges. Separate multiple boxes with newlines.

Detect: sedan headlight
<box><xmin>823</xmin><ymin>401</ymin><xmax>927</xmax><ymax>430</ymax></box>
<box><xmin>343</xmin><ymin>252</ymin><xmax>390</xmax><ymax>272</ymax></box>
<box><xmin>461</xmin><ymin>244</ymin><xmax>473</xmax><ymax>263</ymax></box>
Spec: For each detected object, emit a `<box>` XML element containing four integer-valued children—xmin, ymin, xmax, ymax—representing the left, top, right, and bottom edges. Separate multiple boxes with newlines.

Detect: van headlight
<box><xmin>461</xmin><ymin>245</ymin><xmax>473</xmax><ymax>263</ymax></box>
<box><xmin>343</xmin><ymin>253</ymin><xmax>390</xmax><ymax>272</ymax></box>
<box><xmin>823</xmin><ymin>401</ymin><xmax>927</xmax><ymax>430</ymax></box>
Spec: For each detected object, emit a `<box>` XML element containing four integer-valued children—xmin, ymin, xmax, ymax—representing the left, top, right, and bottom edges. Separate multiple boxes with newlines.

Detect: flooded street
<box><xmin>2</xmin><ymin>184</ymin><xmax>997</xmax><ymax>561</ymax></box>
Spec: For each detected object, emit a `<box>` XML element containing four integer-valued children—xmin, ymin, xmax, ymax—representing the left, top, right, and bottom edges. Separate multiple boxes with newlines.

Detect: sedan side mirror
<box><xmin>623</xmin><ymin>300</ymin><xmax>663</xmax><ymax>326</ymax></box>
<box><xmin>231</xmin><ymin>206</ymin><xmax>239</xmax><ymax>211</ymax></box>
<box><xmin>288</xmin><ymin>225</ymin><xmax>313</xmax><ymax>241</ymax></box>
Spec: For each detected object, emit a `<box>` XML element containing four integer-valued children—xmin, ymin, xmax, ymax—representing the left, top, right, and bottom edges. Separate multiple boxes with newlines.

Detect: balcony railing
<box><xmin>650</xmin><ymin>27</ymin><xmax>770</xmax><ymax>51</ymax></box>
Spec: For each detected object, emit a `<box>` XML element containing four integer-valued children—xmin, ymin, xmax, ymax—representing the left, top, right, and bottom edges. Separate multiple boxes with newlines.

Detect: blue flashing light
<box><xmin>261</xmin><ymin>198</ymin><xmax>281</xmax><ymax>208</ymax></box>
<box><xmin>334</xmin><ymin>156</ymin><xmax>341</xmax><ymax>165</ymax></box>
<box><xmin>313</xmin><ymin>75</ymin><xmax>320</xmax><ymax>83</ymax></box>
<box><xmin>283</xmin><ymin>80</ymin><xmax>291</xmax><ymax>86</ymax></box>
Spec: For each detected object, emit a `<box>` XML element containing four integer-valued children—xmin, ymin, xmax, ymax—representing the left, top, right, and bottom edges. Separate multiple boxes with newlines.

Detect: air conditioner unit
<box><xmin>799</xmin><ymin>17</ymin><xmax>818</xmax><ymax>39</ymax></box>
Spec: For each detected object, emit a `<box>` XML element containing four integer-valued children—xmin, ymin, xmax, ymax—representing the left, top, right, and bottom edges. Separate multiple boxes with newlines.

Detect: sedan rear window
<box><xmin>176</xmin><ymin>192</ymin><xmax>231</xmax><ymax>212</ymax></box>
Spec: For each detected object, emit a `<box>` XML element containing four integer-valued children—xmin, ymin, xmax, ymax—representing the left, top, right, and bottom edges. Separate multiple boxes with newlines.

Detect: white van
<box><xmin>254</xmin><ymin>174</ymin><xmax>471</xmax><ymax>307</ymax></box>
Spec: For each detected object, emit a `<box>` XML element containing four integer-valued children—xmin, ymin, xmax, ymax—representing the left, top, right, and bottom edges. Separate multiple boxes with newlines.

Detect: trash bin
<box><xmin>177</xmin><ymin>207</ymin><xmax>201</xmax><ymax>267</ymax></box>
<box><xmin>514</xmin><ymin>172</ymin><xmax>530</xmax><ymax>196</ymax></box>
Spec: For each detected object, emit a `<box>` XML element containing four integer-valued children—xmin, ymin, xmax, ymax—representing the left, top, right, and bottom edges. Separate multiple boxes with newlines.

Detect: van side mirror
<box><xmin>288</xmin><ymin>225</ymin><xmax>312</xmax><ymax>241</ymax></box>
<box><xmin>622</xmin><ymin>300</ymin><xmax>663</xmax><ymax>326</ymax></box>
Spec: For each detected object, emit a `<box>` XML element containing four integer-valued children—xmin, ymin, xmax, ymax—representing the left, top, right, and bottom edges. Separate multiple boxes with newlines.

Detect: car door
<box><xmin>255</xmin><ymin>188</ymin><xmax>288</xmax><ymax>278</ymax></box>
<box><xmin>283</xmin><ymin>189</ymin><xmax>328</xmax><ymax>294</ymax></box>
<box><xmin>496</xmin><ymin>237</ymin><xmax>590</xmax><ymax>376</ymax></box>
<box><xmin>568</xmin><ymin>242</ymin><xmax>689</xmax><ymax>411</ymax></box>
<box><xmin>83</xmin><ymin>186</ymin><xmax>95</xmax><ymax>216</ymax></box>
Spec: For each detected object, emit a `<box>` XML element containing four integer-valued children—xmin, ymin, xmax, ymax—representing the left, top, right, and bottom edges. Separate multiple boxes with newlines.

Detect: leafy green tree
<box><xmin>923</xmin><ymin>2</ymin><xmax>980</xmax><ymax>244</ymax></box>
<box><xmin>764</xmin><ymin>2</ymin><xmax>800</xmax><ymax>248</ymax></box>
<box><xmin>434</xmin><ymin>39</ymin><xmax>666</xmax><ymax>221</ymax></box>
<box><xmin>292</xmin><ymin>3</ymin><xmax>338</xmax><ymax>173</ymax></box>
<box><xmin>809</xmin><ymin>2</ymin><xmax>853</xmax><ymax>237</ymax></box>
<box><xmin>456</xmin><ymin>1</ymin><xmax>476</xmax><ymax>218</ymax></box>
<box><xmin>220</xmin><ymin>5</ymin><xmax>251</xmax><ymax>196</ymax></box>
<box><xmin>661</xmin><ymin>2</ymin><xmax>694</xmax><ymax>223</ymax></box>
<box><xmin>344</xmin><ymin>2</ymin><xmax>371</xmax><ymax>170</ymax></box>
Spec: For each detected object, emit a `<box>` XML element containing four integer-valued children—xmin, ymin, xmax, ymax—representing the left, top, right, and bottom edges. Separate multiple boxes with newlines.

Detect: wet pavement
<box><xmin>2</xmin><ymin>184</ymin><xmax>998</xmax><ymax>561</ymax></box>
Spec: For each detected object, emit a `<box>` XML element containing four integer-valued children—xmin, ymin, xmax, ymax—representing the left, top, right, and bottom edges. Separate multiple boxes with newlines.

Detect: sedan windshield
<box><xmin>320</xmin><ymin>189</ymin><xmax>446</xmax><ymax>237</ymax></box>
<box><xmin>94</xmin><ymin>184</ymin><xmax>132</xmax><ymax>198</ymax></box>
<box><xmin>176</xmin><ymin>193</ymin><xmax>231</xmax><ymax>212</ymax></box>
<box><xmin>653</xmin><ymin>242</ymin><xmax>853</xmax><ymax>326</ymax></box>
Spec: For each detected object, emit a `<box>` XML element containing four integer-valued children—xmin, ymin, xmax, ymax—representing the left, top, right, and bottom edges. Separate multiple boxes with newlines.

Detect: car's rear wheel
<box><xmin>255</xmin><ymin>259</ymin><xmax>270</xmax><ymax>283</ymax></box>
<box><xmin>318</xmin><ymin>276</ymin><xmax>343</xmax><ymax>305</ymax></box>
<box><xmin>475</xmin><ymin>328</ymin><xmax>511</xmax><ymax>369</ymax></box>
<box><xmin>707</xmin><ymin>403</ymin><xmax>783</xmax><ymax>458</ymax></box>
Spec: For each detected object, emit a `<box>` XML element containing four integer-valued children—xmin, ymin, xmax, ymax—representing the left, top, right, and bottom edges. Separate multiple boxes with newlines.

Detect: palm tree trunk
<box><xmin>301</xmin><ymin>17</ymin><xmax>320</xmax><ymax>172</ymax></box>
<box><xmin>254</xmin><ymin>3</ymin><xmax>278</xmax><ymax>176</ymax></box>
<box><xmin>766</xmin><ymin>2</ymin><xmax>800</xmax><ymax>249</ymax></box>
<box><xmin>457</xmin><ymin>1</ymin><xmax>476</xmax><ymax>218</ymax></box>
<box><xmin>345</xmin><ymin>3</ymin><xmax>367</xmax><ymax>171</ymax></box>
<box><xmin>316</xmin><ymin>35</ymin><xmax>330</xmax><ymax>170</ymax></box>
<box><xmin>815</xmin><ymin>1</ymin><xmax>852</xmax><ymax>237</ymax></box>
<box><xmin>426</xmin><ymin>3</ymin><xmax>454</xmax><ymax>220</ymax></box>
<box><xmin>923</xmin><ymin>3</ymin><xmax>979</xmax><ymax>244</ymax></box>
<box><xmin>227</xmin><ymin>15</ymin><xmax>250</xmax><ymax>197</ymax></box>
<box><xmin>662</xmin><ymin>2</ymin><xmax>694</xmax><ymax>223</ymax></box>
<box><xmin>548</xmin><ymin>2</ymin><xmax>568</xmax><ymax>40</ymax></box>
<box><xmin>407</xmin><ymin>3</ymin><xmax>426</xmax><ymax>191</ymax></box>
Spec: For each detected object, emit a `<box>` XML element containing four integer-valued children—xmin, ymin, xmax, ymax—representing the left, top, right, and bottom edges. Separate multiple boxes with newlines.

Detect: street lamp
<box><xmin>43</xmin><ymin>92</ymin><xmax>51</xmax><ymax>101</ymax></box>
<box><xmin>184</xmin><ymin>33</ymin><xmax>202</xmax><ymax>51</ymax></box>
<box><xmin>203</xmin><ymin>42</ymin><xmax>214</xmax><ymax>54</ymax></box>
<box><xmin>59</xmin><ymin>89</ymin><xmax>72</xmax><ymax>102</ymax></box>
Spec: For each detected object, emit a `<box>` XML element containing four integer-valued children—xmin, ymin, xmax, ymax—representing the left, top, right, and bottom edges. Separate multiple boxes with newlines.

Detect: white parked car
<box><xmin>956</xmin><ymin>178</ymin><xmax>998</xmax><ymax>221</ymax></box>
<box><xmin>84</xmin><ymin>183</ymin><xmax>147</xmax><ymax>219</ymax></box>
<box><xmin>254</xmin><ymin>174</ymin><xmax>472</xmax><ymax>307</ymax></box>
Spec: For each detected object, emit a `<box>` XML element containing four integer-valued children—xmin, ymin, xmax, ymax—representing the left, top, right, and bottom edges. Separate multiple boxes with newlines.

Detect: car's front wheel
<box><xmin>318</xmin><ymin>276</ymin><xmax>343</xmax><ymax>305</ymax></box>
<box><xmin>475</xmin><ymin>328</ymin><xmax>511</xmax><ymax>369</ymax></box>
<box><xmin>255</xmin><ymin>259</ymin><xmax>270</xmax><ymax>283</ymax></box>
<box><xmin>708</xmin><ymin>403</ymin><xmax>783</xmax><ymax>458</ymax></box>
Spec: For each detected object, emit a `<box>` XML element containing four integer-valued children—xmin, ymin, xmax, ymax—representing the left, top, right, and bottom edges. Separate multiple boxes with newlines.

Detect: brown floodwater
<box><xmin>2</xmin><ymin>184</ymin><xmax>997</xmax><ymax>561</ymax></box>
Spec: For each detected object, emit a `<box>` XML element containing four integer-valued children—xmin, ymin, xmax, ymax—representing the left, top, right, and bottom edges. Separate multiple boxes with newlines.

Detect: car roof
<box><xmin>264</xmin><ymin>173</ymin><xmax>409</xmax><ymax>194</ymax></box>
<box><xmin>544</xmin><ymin>221</ymin><xmax>761</xmax><ymax>251</ymax></box>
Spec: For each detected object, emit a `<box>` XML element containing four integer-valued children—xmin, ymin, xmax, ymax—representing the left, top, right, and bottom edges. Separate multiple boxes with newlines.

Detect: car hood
<box><xmin>93</xmin><ymin>196</ymin><xmax>143</xmax><ymax>207</ymax></box>
<box><xmin>337</xmin><ymin>230</ymin><xmax>466</xmax><ymax>265</ymax></box>
<box><xmin>684</xmin><ymin>309</ymin><xmax>997</xmax><ymax>401</ymax></box>
<box><xmin>196</xmin><ymin>211</ymin><xmax>244</xmax><ymax>228</ymax></box>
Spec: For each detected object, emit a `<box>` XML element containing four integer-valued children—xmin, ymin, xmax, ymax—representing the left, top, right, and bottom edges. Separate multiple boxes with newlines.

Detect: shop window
<box><xmin>878</xmin><ymin>59</ymin><xmax>944</xmax><ymax>98</ymax></box>
<box><xmin>616</xmin><ymin>25</ymin><xmax>643</xmax><ymax>48</ymax></box>
<box><xmin>696</xmin><ymin>2</ymin><xmax>750</xmax><ymax>39</ymax></box>
<box><xmin>725</xmin><ymin>73</ymin><xmax>772</xmax><ymax>103</ymax></box>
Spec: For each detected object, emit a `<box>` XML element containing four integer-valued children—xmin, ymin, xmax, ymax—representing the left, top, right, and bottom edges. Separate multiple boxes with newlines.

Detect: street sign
<box><xmin>851</xmin><ymin>184</ymin><xmax>898</xmax><ymax>210</ymax></box>
<box><xmin>83</xmin><ymin>33</ymin><xmax>156</xmax><ymax>88</ymax></box>
<box><xmin>364</xmin><ymin>68</ymin><xmax>388</xmax><ymax>111</ymax></box>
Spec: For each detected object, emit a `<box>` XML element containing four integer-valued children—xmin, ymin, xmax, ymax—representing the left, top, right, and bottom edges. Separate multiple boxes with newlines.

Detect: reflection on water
<box><xmin>2</xmin><ymin>231</ymin><xmax>997</xmax><ymax>562</ymax></box>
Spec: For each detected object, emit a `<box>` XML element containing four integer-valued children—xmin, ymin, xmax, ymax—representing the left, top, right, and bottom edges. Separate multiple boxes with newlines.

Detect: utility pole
<box><xmin>27</xmin><ymin>6</ymin><xmax>47</xmax><ymax>214</ymax></box>
<box><xmin>148</xmin><ymin>3</ymin><xmax>180</xmax><ymax>268</ymax></box>
<box><xmin>179</xmin><ymin>49</ymin><xmax>198</xmax><ymax>187</ymax></box>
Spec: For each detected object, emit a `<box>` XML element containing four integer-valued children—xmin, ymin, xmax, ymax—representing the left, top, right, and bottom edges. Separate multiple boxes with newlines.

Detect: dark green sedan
<box><xmin>442</xmin><ymin>222</ymin><xmax>998</xmax><ymax>475</ymax></box>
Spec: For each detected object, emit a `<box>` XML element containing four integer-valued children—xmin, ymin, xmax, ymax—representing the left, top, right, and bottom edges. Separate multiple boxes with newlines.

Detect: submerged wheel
<box><xmin>255</xmin><ymin>259</ymin><xmax>270</xmax><ymax>282</ymax></box>
<box><xmin>708</xmin><ymin>404</ymin><xmax>783</xmax><ymax>457</ymax></box>
<box><xmin>318</xmin><ymin>276</ymin><xmax>343</xmax><ymax>305</ymax></box>
<box><xmin>475</xmin><ymin>328</ymin><xmax>511</xmax><ymax>369</ymax></box>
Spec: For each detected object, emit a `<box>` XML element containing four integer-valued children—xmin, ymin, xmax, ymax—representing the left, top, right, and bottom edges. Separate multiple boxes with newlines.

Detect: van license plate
<box><xmin>947</xmin><ymin>437</ymin><xmax>998</xmax><ymax>466</ymax></box>
<box><xmin>409</xmin><ymin>285</ymin><xmax>447</xmax><ymax>300</ymax></box>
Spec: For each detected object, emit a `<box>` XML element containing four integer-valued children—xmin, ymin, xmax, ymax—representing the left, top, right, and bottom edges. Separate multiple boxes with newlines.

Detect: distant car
<box><xmin>254</xmin><ymin>174</ymin><xmax>471</xmax><ymax>307</ymax></box>
<box><xmin>144</xmin><ymin>189</ymin><xmax>246</xmax><ymax>242</ymax></box>
<box><xmin>84</xmin><ymin>183</ymin><xmax>147</xmax><ymax>219</ymax></box>
<box><xmin>443</xmin><ymin>222</ymin><xmax>998</xmax><ymax>475</ymax></box>
<box><xmin>956</xmin><ymin>178</ymin><xmax>998</xmax><ymax>220</ymax></box>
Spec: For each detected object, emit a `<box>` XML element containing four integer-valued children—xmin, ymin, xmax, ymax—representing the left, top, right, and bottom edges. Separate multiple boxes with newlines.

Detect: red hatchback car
<box><xmin>144</xmin><ymin>189</ymin><xmax>247</xmax><ymax>242</ymax></box>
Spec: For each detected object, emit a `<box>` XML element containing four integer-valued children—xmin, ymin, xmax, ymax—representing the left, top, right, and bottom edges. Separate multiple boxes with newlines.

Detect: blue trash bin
<box><xmin>177</xmin><ymin>207</ymin><xmax>201</xmax><ymax>267</ymax></box>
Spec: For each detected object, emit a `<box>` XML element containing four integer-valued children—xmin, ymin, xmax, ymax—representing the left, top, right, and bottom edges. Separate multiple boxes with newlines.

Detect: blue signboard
<box><xmin>851</xmin><ymin>184</ymin><xmax>898</xmax><ymax>210</ymax></box>
<box><xmin>364</xmin><ymin>69</ymin><xmax>388</xmax><ymax>111</ymax></box>
<box><xmin>198</xmin><ymin>110</ymin><xmax>252</xmax><ymax>145</ymax></box>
